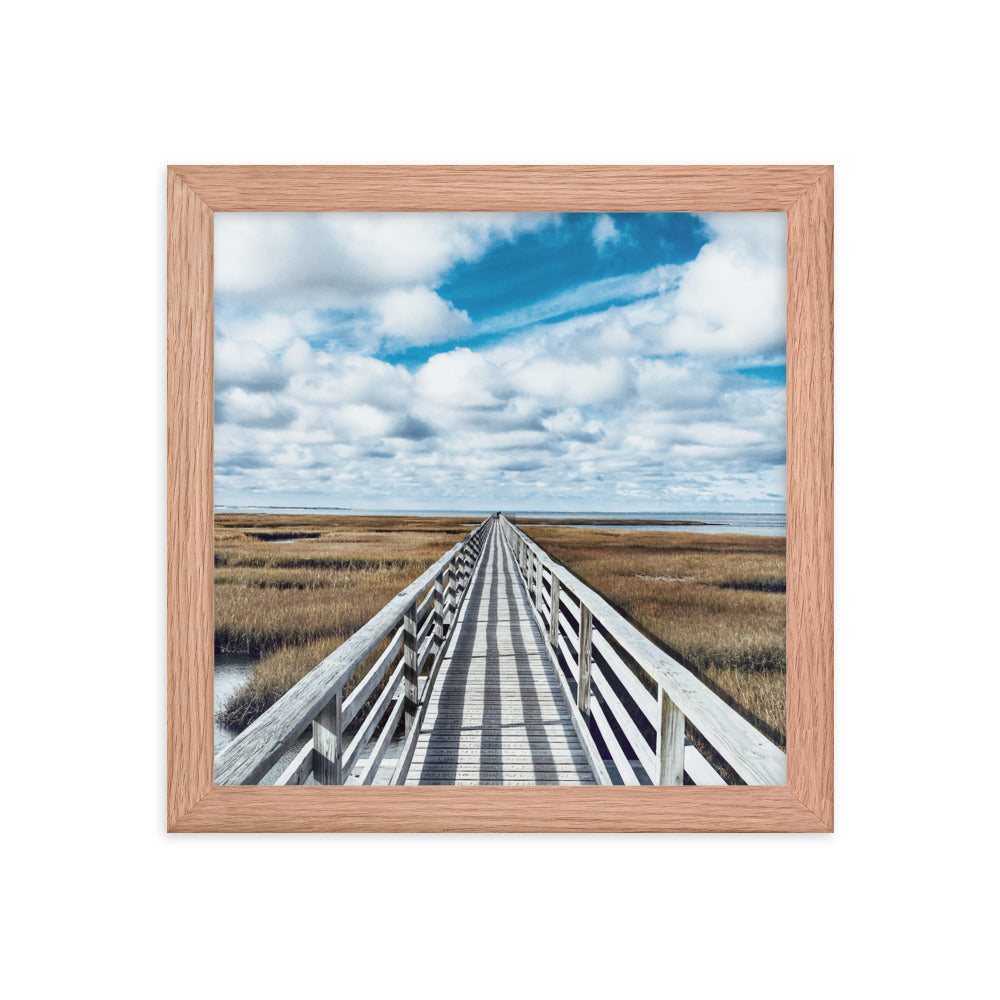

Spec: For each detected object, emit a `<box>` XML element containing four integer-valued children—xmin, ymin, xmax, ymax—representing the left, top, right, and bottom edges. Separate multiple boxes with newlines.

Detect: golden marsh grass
<box><xmin>519</xmin><ymin>524</ymin><xmax>787</xmax><ymax>747</ymax></box>
<box><xmin>214</xmin><ymin>515</ymin><xmax>471</xmax><ymax>729</ymax></box>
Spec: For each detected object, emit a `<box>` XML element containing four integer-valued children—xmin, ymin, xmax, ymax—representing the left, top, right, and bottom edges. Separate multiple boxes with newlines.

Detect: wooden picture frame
<box><xmin>167</xmin><ymin>165</ymin><xmax>833</xmax><ymax>832</ymax></box>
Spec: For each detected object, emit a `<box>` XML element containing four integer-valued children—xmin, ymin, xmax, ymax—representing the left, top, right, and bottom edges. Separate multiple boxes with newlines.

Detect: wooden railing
<box><xmin>497</xmin><ymin>514</ymin><xmax>786</xmax><ymax>786</ymax></box>
<box><xmin>214</xmin><ymin>516</ymin><xmax>494</xmax><ymax>785</ymax></box>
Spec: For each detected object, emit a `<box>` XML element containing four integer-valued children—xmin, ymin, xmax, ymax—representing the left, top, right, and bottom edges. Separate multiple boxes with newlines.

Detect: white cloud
<box><xmin>542</xmin><ymin>408</ymin><xmax>604</xmax><ymax>442</ymax></box>
<box><xmin>634</xmin><ymin>359</ymin><xmax>723</xmax><ymax>410</ymax></box>
<box><xmin>213</xmin><ymin>212</ymin><xmax>787</xmax><ymax>510</ymax></box>
<box><xmin>301</xmin><ymin>354</ymin><xmax>411</xmax><ymax>406</ymax></box>
<box><xmin>216</xmin><ymin>310</ymin><xmax>321</xmax><ymax>351</ymax></box>
<box><xmin>414</xmin><ymin>348</ymin><xmax>510</xmax><ymax>412</ymax></box>
<box><xmin>666</xmin><ymin>212</ymin><xmax>786</xmax><ymax>355</ymax></box>
<box><xmin>374</xmin><ymin>286</ymin><xmax>470</xmax><ymax>346</ymax></box>
<box><xmin>592</xmin><ymin>213</ymin><xmax>620</xmax><ymax>252</ymax></box>
<box><xmin>478</xmin><ymin>212</ymin><xmax>784</xmax><ymax>362</ymax></box>
<box><xmin>215</xmin><ymin>387</ymin><xmax>297</xmax><ymax>429</ymax></box>
<box><xmin>215</xmin><ymin>212</ymin><xmax>555</xmax><ymax>307</ymax></box>
<box><xmin>214</xmin><ymin>214</ymin><xmax>556</xmax><ymax>355</ymax></box>
<box><xmin>215</xmin><ymin>339</ymin><xmax>288</xmax><ymax>392</ymax></box>
<box><xmin>509</xmin><ymin>357</ymin><xmax>631</xmax><ymax>407</ymax></box>
<box><xmin>474</xmin><ymin>265</ymin><xmax>680</xmax><ymax>342</ymax></box>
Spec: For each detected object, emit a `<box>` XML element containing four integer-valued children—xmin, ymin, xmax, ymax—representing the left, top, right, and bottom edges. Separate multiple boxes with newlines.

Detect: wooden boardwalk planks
<box><xmin>405</xmin><ymin>523</ymin><xmax>597</xmax><ymax>786</ymax></box>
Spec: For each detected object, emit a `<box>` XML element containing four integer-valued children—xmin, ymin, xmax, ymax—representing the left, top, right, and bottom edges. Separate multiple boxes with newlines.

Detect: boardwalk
<box><xmin>406</xmin><ymin>523</ymin><xmax>596</xmax><ymax>785</ymax></box>
<box><xmin>214</xmin><ymin>513</ymin><xmax>785</xmax><ymax>788</ymax></box>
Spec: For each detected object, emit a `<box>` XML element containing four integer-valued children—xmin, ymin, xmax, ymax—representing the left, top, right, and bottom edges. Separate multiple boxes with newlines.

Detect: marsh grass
<box><xmin>216</xmin><ymin>515</ymin><xmax>787</xmax><ymax>770</ymax></box>
<box><xmin>214</xmin><ymin>515</ymin><xmax>469</xmax><ymax>730</ymax></box>
<box><xmin>523</xmin><ymin>526</ymin><xmax>787</xmax><ymax>748</ymax></box>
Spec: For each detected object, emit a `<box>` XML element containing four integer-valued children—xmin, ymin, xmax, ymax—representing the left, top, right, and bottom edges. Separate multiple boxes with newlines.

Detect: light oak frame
<box><xmin>168</xmin><ymin>166</ymin><xmax>833</xmax><ymax>832</ymax></box>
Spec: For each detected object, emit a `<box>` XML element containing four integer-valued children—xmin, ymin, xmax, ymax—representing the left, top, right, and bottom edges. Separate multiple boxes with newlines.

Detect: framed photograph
<box><xmin>168</xmin><ymin>165</ymin><xmax>832</xmax><ymax>832</ymax></box>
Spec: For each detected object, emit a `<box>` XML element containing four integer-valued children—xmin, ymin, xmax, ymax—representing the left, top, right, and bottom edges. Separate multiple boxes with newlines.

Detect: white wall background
<box><xmin>4</xmin><ymin>3</ymin><xmax>996</xmax><ymax>998</ymax></box>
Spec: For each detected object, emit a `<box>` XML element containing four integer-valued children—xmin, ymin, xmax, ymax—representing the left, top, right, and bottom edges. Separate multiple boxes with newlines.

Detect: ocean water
<box><xmin>214</xmin><ymin>653</ymin><xmax>310</xmax><ymax>784</ymax></box>
<box><xmin>214</xmin><ymin>506</ymin><xmax>786</xmax><ymax>537</ymax></box>
<box><xmin>515</xmin><ymin>512</ymin><xmax>785</xmax><ymax>537</ymax></box>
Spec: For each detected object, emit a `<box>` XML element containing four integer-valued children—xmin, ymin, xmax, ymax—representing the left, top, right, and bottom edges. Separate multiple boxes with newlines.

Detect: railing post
<box><xmin>403</xmin><ymin>598</ymin><xmax>418</xmax><ymax>735</ymax></box>
<box><xmin>657</xmin><ymin>686</ymin><xmax>685</xmax><ymax>785</ymax></box>
<box><xmin>577</xmin><ymin>603</ymin><xmax>593</xmax><ymax>714</ymax></box>
<box><xmin>549</xmin><ymin>575</ymin><xmax>561</xmax><ymax>647</ymax></box>
<box><xmin>432</xmin><ymin>575</ymin><xmax>444</xmax><ymax>655</ymax></box>
<box><xmin>535</xmin><ymin>560</ymin><xmax>545</xmax><ymax>612</ymax></box>
<box><xmin>443</xmin><ymin>561</ymin><xmax>454</xmax><ymax>626</ymax></box>
<box><xmin>312</xmin><ymin>690</ymin><xmax>343</xmax><ymax>784</ymax></box>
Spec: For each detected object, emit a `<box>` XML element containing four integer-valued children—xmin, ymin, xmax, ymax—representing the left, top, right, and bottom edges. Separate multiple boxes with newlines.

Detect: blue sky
<box><xmin>377</xmin><ymin>213</ymin><xmax>707</xmax><ymax>367</ymax></box>
<box><xmin>214</xmin><ymin>211</ymin><xmax>786</xmax><ymax>511</ymax></box>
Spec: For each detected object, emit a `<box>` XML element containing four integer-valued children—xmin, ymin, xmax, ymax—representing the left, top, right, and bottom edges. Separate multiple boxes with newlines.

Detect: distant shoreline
<box><xmin>513</xmin><ymin>517</ymin><xmax>715</xmax><ymax>526</ymax></box>
<box><xmin>214</xmin><ymin>506</ymin><xmax>784</xmax><ymax>518</ymax></box>
<box><xmin>214</xmin><ymin>510</ymin><xmax>786</xmax><ymax>538</ymax></box>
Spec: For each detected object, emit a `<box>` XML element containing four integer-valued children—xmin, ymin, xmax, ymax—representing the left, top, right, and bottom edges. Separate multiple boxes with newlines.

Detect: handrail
<box><xmin>215</xmin><ymin>516</ymin><xmax>494</xmax><ymax>785</ymax></box>
<box><xmin>498</xmin><ymin>514</ymin><xmax>786</xmax><ymax>785</ymax></box>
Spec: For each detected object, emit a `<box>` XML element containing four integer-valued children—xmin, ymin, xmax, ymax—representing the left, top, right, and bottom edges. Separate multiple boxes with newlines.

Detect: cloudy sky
<box><xmin>214</xmin><ymin>211</ymin><xmax>786</xmax><ymax>512</ymax></box>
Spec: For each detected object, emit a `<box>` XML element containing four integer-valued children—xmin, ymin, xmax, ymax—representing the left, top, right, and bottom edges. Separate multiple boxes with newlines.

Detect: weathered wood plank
<box><xmin>684</xmin><ymin>743</ymin><xmax>727</xmax><ymax>786</ymax></box>
<box><xmin>415</xmin><ymin>587</ymin><xmax>435</xmax><ymax>630</ymax></box>
<box><xmin>408</xmin><ymin>760</ymin><xmax>597</xmax><ymax>773</ymax></box>
<box><xmin>589</xmin><ymin>695</ymin><xmax>641</xmax><ymax>786</ymax></box>
<box><xmin>410</xmin><ymin>763</ymin><xmax>591</xmax><ymax>780</ymax></box>
<box><xmin>657</xmin><ymin>687</ymin><xmax>685</xmax><ymax>786</ymax></box>
<box><xmin>274</xmin><ymin>739</ymin><xmax>314</xmax><ymax>786</ymax></box>
<box><xmin>549</xmin><ymin>576</ymin><xmax>561</xmax><ymax>647</ymax></box>
<box><xmin>341</xmin><ymin>661</ymin><xmax>405</xmax><ymax>778</ymax></box>
<box><xmin>340</xmin><ymin>627</ymin><xmax>404</xmax><ymax>728</ymax></box>
<box><xmin>312</xmin><ymin>692</ymin><xmax>342</xmax><ymax>785</ymax></box>
<box><xmin>402</xmin><ymin>599</ymin><xmax>418</xmax><ymax>735</ymax></box>
<box><xmin>590</xmin><ymin>629</ymin><xmax>658</xmax><ymax>731</ymax></box>
<box><xmin>412</xmin><ymin>750</ymin><xmax>588</xmax><ymax>761</ymax></box>
<box><xmin>356</xmin><ymin>696</ymin><xmax>406</xmax><ymax>785</ymax></box>
<box><xmin>577</xmin><ymin>604</ymin><xmax>593</xmax><ymax>714</ymax></box>
<box><xmin>415</xmin><ymin>601</ymin><xmax>437</xmax><ymax>651</ymax></box>
<box><xmin>556</xmin><ymin>631</ymin><xmax>580</xmax><ymax>686</ymax></box>
<box><xmin>426</xmin><ymin>691</ymin><xmax>570</xmax><ymax>705</ymax></box>
<box><xmin>588</xmin><ymin>655</ymin><xmax>657</xmax><ymax>779</ymax></box>
<box><xmin>406</xmin><ymin>778</ymin><xmax>598</xmax><ymax>786</ymax></box>
<box><xmin>432</xmin><ymin>577</ymin><xmax>445</xmax><ymax>658</ymax></box>
<box><xmin>414</xmin><ymin>734</ymin><xmax>584</xmax><ymax>743</ymax></box>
